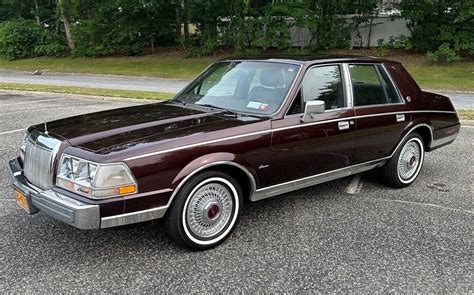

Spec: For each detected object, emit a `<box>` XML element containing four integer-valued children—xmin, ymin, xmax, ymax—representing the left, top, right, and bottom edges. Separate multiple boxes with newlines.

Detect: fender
<box><xmin>166</xmin><ymin>152</ymin><xmax>258</xmax><ymax>208</ymax></box>
<box><xmin>390</xmin><ymin>119</ymin><xmax>433</xmax><ymax>157</ymax></box>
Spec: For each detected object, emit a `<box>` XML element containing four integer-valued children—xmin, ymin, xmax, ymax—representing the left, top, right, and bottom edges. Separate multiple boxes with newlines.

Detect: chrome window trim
<box><xmin>380</xmin><ymin>63</ymin><xmax>405</xmax><ymax>104</ymax></box>
<box><xmin>284</xmin><ymin>63</ymin><xmax>347</xmax><ymax>117</ymax></box>
<box><xmin>348</xmin><ymin>63</ymin><xmax>406</xmax><ymax>107</ymax></box>
<box><xmin>354</xmin><ymin>102</ymin><xmax>406</xmax><ymax>109</ymax></box>
<box><xmin>342</xmin><ymin>63</ymin><xmax>354</xmax><ymax>108</ymax></box>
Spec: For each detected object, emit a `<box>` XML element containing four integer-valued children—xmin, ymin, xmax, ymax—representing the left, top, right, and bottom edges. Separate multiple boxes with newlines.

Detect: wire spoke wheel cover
<box><xmin>397</xmin><ymin>138</ymin><xmax>423</xmax><ymax>182</ymax></box>
<box><xmin>182</xmin><ymin>177</ymin><xmax>238</xmax><ymax>245</ymax></box>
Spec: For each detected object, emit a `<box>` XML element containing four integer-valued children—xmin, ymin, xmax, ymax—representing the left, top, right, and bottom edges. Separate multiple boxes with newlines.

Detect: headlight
<box><xmin>56</xmin><ymin>155</ymin><xmax>137</xmax><ymax>199</ymax></box>
<box><xmin>20</xmin><ymin>133</ymin><xmax>28</xmax><ymax>162</ymax></box>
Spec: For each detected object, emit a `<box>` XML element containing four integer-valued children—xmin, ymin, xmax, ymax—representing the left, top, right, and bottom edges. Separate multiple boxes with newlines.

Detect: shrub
<box><xmin>426</xmin><ymin>43</ymin><xmax>462</xmax><ymax>62</ymax></box>
<box><xmin>184</xmin><ymin>39</ymin><xmax>218</xmax><ymax>58</ymax></box>
<box><xmin>0</xmin><ymin>19</ymin><xmax>67</xmax><ymax>60</ymax></box>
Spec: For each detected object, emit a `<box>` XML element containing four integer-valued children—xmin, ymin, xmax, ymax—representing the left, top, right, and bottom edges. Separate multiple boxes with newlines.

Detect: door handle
<box><xmin>396</xmin><ymin>114</ymin><xmax>405</xmax><ymax>122</ymax></box>
<box><xmin>338</xmin><ymin>121</ymin><xmax>350</xmax><ymax>130</ymax></box>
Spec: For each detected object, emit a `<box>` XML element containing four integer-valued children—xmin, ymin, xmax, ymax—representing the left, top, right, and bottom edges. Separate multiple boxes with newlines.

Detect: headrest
<box><xmin>260</xmin><ymin>69</ymin><xmax>284</xmax><ymax>87</ymax></box>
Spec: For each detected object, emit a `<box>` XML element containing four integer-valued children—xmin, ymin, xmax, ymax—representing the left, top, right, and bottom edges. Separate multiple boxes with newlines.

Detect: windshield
<box><xmin>174</xmin><ymin>61</ymin><xmax>300</xmax><ymax>115</ymax></box>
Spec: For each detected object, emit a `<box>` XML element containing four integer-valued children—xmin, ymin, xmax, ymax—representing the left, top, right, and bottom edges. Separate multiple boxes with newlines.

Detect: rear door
<box><xmin>349</xmin><ymin>63</ymin><xmax>409</xmax><ymax>164</ymax></box>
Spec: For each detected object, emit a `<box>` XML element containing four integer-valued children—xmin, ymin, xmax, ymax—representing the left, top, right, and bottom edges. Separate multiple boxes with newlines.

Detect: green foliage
<box><xmin>375</xmin><ymin>46</ymin><xmax>389</xmax><ymax>57</ymax></box>
<box><xmin>400</xmin><ymin>0</ymin><xmax>474</xmax><ymax>61</ymax></box>
<box><xmin>184</xmin><ymin>38</ymin><xmax>218</xmax><ymax>57</ymax></box>
<box><xmin>427</xmin><ymin>43</ymin><xmax>461</xmax><ymax>62</ymax></box>
<box><xmin>70</xmin><ymin>0</ymin><xmax>175</xmax><ymax>57</ymax></box>
<box><xmin>0</xmin><ymin>19</ymin><xmax>67</xmax><ymax>60</ymax></box>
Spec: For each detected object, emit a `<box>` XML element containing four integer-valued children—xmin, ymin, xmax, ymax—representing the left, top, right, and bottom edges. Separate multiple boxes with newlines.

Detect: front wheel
<box><xmin>381</xmin><ymin>133</ymin><xmax>425</xmax><ymax>188</ymax></box>
<box><xmin>164</xmin><ymin>171</ymin><xmax>242</xmax><ymax>250</ymax></box>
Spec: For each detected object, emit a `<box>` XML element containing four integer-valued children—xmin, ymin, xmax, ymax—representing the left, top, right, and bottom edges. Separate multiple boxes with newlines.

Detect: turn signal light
<box><xmin>118</xmin><ymin>185</ymin><xmax>136</xmax><ymax>195</ymax></box>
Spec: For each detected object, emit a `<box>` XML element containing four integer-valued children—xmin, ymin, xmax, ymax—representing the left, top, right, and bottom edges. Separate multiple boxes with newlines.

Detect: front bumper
<box><xmin>8</xmin><ymin>157</ymin><xmax>100</xmax><ymax>229</ymax></box>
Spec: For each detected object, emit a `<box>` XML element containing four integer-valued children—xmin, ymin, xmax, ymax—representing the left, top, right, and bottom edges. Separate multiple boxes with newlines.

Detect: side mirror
<box><xmin>302</xmin><ymin>100</ymin><xmax>325</xmax><ymax>123</ymax></box>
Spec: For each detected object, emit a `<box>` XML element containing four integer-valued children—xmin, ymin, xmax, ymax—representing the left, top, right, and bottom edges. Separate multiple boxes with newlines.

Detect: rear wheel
<box><xmin>164</xmin><ymin>171</ymin><xmax>242</xmax><ymax>250</ymax></box>
<box><xmin>381</xmin><ymin>133</ymin><xmax>425</xmax><ymax>188</ymax></box>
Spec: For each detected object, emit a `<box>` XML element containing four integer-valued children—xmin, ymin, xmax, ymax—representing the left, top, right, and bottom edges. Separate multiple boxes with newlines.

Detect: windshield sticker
<box><xmin>247</xmin><ymin>101</ymin><xmax>269</xmax><ymax>111</ymax></box>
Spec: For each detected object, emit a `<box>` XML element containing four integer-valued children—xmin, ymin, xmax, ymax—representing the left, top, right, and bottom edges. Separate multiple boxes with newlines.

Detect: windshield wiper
<box><xmin>196</xmin><ymin>103</ymin><xmax>242</xmax><ymax>117</ymax></box>
<box><xmin>172</xmin><ymin>98</ymin><xmax>187</xmax><ymax>105</ymax></box>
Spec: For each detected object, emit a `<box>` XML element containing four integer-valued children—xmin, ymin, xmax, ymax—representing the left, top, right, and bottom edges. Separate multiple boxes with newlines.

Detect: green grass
<box><xmin>0</xmin><ymin>54</ymin><xmax>217</xmax><ymax>80</ymax></box>
<box><xmin>0</xmin><ymin>52</ymin><xmax>473</xmax><ymax>91</ymax></box>
<box><xmin>0</xmin><ymin>83</ymin><xmax>173</xmax><ymax>100</ymax></box>
<box><xmin>458</xmin><ymin>109</ymin><xmax>474</xmax><ymax>120</ymax></box>
<box><xmin>404</xmin><ymin>62</ymin><xmax>474</xmax><ymax>91</ymax></box>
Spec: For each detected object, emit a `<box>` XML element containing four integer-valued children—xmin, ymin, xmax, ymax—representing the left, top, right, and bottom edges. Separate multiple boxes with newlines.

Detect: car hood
<box><xmin>30</xmin><ymin>102</ymin><xmax>261</xmax><ymax>155</ymax></box>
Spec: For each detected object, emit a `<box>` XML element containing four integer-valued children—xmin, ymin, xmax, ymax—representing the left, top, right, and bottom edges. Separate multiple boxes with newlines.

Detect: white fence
<box><xmin>288</xmin><ymin>16</ymin><xmax>411</xmax><ymax>48</ymax></box>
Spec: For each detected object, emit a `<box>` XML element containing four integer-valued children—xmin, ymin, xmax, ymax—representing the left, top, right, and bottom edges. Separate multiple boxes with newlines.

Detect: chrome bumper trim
<box><xmin>101</xmin><ymin>206</ymin><xmax>167</xmax><ymax>228</ymax></box>
<box><xmin>430</xmin><ymin>133</ymin><xmax>459</xmax><ymax>149</ymax></box>
<box><xmin>8</xmin><ymin>157</ymin><xmax>100</xmax><ymax>230</ymax></box>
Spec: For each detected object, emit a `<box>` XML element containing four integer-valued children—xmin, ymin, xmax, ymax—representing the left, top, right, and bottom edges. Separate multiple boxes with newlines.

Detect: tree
<box><xmin>399</xmin><ymin>0</ymin><xmax>474</xmax><ymax>60</ymax></box>
<box><xmin>57</xmin><ymin>0</ymin><xmax>75</xmax><ymax>50</ymax></box>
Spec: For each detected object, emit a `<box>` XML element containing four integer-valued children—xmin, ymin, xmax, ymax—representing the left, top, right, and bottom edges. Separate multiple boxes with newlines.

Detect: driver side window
<box><xmin>301</xmin><ymin>65</ymin><xmax>345</xmax><ymax>110</ymax></box>
<box><xmin>288</xmin><ymin>65</ymin><xmax>345</xmax><ymax>115</ymax></box>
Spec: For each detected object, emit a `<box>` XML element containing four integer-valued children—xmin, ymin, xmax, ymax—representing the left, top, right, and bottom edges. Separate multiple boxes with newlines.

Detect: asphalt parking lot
<box><xmin>0</xmin><ymin>91</ymin><xmax>472</xmax><ymax>293</ymax></box>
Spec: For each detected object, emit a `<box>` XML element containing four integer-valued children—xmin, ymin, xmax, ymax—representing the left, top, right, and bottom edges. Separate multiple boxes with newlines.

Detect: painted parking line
<box><xmin>0</xmin><ymin>128</ymin><xmax>26</xmax><ymax>135</ymax></box>
<box><xmin>0</xmin><ymin>97</ymin><xmax>69</xmax><ymax>107</ymax></box>
<box><xmin>364</xmin><ymin>197</ymin><xmax>473</xmax><ymax>215</ymax></box>
<box><xmin>346</xmin><ymin>174</ymin><xmax>364</xmax><ymax>194</ymax></box>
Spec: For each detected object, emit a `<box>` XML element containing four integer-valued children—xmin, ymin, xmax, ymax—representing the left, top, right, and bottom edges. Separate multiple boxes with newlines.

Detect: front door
<box><xmin>262</xmin><ymin>64</ymin><xmax>356</xmax><ymax>189</ymax></box>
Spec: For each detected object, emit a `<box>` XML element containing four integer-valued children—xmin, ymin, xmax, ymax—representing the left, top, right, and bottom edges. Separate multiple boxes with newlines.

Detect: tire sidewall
<box><xmin>172</xmin><ymin>171</ymin><xmax>242</xmax><ymax>250</ymax></box>
<box><xmin>395</xmin><ymin>135</ymin><xmax>425</xmax><ymax>185</ymax></box>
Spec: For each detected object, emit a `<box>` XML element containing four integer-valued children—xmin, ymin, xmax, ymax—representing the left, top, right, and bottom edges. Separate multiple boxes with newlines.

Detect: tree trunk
<box><xmin>175</xmin><ymin>0</ymin><xmax>182</xmax><ymax>39</ymax></box>
<box><xmin>34</xmin><ymin>0</ymin><xmax>41</xmax><ymax>25</ymax></box>
<box><xmin>151</xmin><ymin>34</ymin><xmax>155</xmax><ymax>55</ymax></box>
<box><xmin>366</xmin><ymin>17</ymin><xmax>374</xmax><ymax>49</ymax></box>
<box><xmin>183</xmin><ymin>0</ymin><xmax>189</xmax><ymax>40</ymax></box>
<box><xmin>61</xmin><ymin>6</ymin><xmax>75</xmax><ymax>50</ymax></box>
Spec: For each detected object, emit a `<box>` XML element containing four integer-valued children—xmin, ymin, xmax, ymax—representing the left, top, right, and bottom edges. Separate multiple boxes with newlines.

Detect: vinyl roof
<box><xmin>221</xmin><ymin>54</ymin><xmax>400</xmax><ymax>65</ymax></box>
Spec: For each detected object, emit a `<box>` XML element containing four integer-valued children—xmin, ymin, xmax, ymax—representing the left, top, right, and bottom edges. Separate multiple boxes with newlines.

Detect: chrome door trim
<box><xmin>251</xmin><ymin>157</ymin><xmax>388</xmax><ymax>202</ymax></box>
<box><xmin>124</xmin><ymin>130</ymin><xmax>272</xmax><ymax>161</ymax></box>
<box><xmin>124</xmin><ymin>111</ymin><xmax>453</xmax><ymax>161</ymax></box>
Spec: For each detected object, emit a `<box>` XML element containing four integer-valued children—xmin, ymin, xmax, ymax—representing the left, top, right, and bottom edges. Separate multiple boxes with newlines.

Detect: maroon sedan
<box><xmin>8</xmin><ymin>56</ymin><xmax>460</xmax><ymax>250</ymax></box>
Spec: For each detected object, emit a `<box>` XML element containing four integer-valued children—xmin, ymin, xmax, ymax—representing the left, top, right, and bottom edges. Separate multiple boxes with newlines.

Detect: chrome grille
<box><xmin>23</xmin><ymin>133</ymin><xmax>61</xmax><ymax>190</ymax></box>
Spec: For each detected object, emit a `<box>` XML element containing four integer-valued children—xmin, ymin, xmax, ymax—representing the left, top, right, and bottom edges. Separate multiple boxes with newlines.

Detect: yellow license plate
<box><xmin>15</xmin><ymin>190</ymin><xmax>30</xmax><ymax>213</ymax></box>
